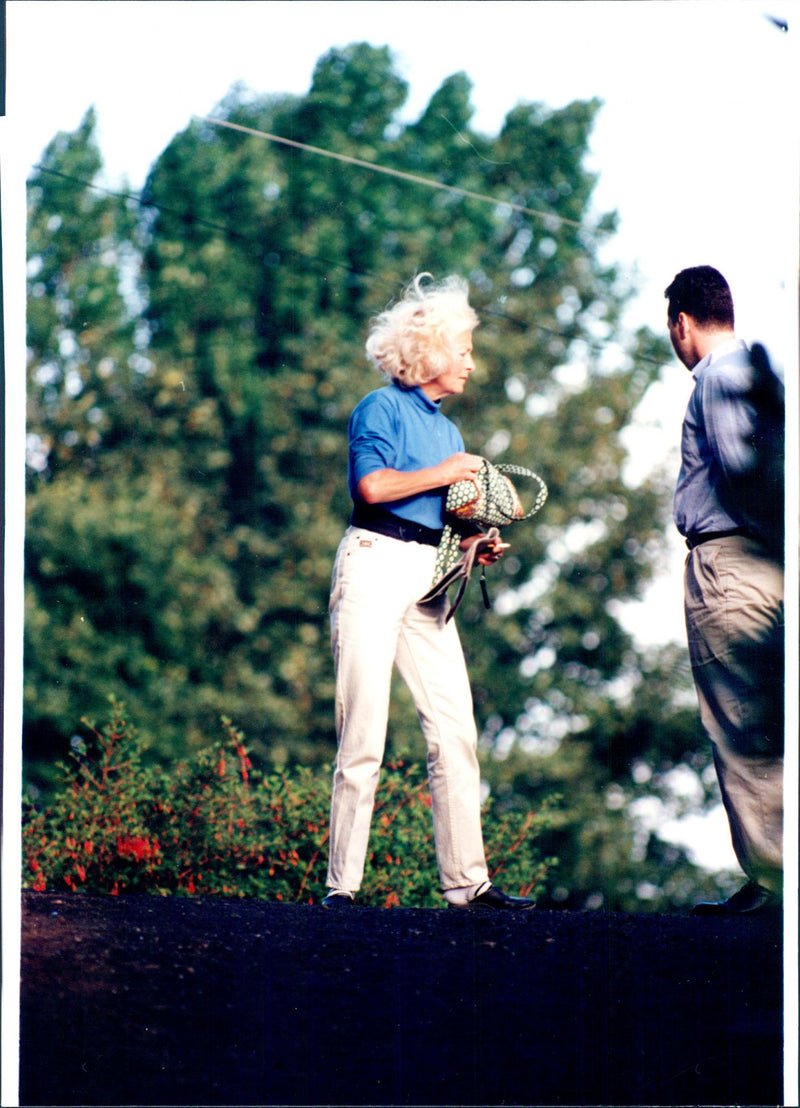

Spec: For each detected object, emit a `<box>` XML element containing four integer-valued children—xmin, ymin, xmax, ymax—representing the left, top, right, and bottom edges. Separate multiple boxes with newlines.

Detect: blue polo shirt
<box><xmin>348</xmin><ymin>382</ymin><xmax>464</xmax><ymax>531</ymax></box>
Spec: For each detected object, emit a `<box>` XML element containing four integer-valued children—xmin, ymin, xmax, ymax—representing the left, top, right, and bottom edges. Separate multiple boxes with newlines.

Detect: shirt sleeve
<box><xmin>698</xmin><ymin>367</ymin><xmax>757</xmax><ymax>481</ymax></box>
<box><xmin>349</xmin><ymin>392</ymin><xmax>399</xmax><ymax>487</ymax></box>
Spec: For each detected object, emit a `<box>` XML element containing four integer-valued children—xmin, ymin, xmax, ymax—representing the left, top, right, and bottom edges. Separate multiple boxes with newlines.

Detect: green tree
<box><xmin>25</xmin><ymin>47</ymin><xmax>726</xmax><ymax>909</ymax></box>
<box><xmin>26</xmin><ymin>107</ymin><xmax>144</xmax><ymax>481</ymax></box>
<box><xmin>24</xmin><ymin>111</ymin><xmax>283</xmax><ymax>781</ymax></box>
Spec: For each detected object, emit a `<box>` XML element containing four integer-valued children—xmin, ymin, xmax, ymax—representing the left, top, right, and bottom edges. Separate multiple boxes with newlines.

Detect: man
<box><xmin>665</xmin><ymin>265</ymin><xmax>784</xmax><ymax>915</ymax></box>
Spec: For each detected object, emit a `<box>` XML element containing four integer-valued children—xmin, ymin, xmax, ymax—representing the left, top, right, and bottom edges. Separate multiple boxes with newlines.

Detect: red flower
<box><xmin>116</xmin><ymin>835</ymin><xmax>156</xmax><ymax>863</ymax></box>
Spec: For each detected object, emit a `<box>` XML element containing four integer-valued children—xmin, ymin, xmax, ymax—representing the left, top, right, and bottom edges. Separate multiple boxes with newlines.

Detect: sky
<box><xmin>2</xmin><ymin>4</ymin><xmax>798</xmax><ymax>1095</ymax></box>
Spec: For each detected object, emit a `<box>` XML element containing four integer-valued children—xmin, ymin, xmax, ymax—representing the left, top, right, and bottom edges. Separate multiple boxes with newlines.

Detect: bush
<box><xmin>22</xmin><ymin>700</ymin><xmax>558</xmax><ymax>906</ymax></box>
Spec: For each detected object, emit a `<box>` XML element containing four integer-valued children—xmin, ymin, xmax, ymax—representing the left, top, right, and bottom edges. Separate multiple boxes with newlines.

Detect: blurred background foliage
<box><xmin>24</xmin><ymin>43</ymin><xmax>733</xmax><ymax>911</ymax></box>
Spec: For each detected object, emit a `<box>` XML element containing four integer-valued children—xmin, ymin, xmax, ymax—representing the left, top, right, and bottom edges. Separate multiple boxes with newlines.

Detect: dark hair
<box><xmin>664</xmin><ymin>266</ymin><xmax>735</xmax><ymax>328</ymax></box>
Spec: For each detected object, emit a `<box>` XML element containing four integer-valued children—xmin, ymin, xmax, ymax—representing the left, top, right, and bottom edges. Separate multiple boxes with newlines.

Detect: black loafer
<box><xmin>692</xmin><ymin>881</ymin><xmax>781</xmax><ymax>916</ymax></box>
<box><xmin>321</xmin><ymin>892</ymin><xmax>356</xmax><ymax>909</ymax></box>
<box><xmin>463</xmin><ymin>885</ymin><xmax>537</xmax><ymax>911</ymax></box>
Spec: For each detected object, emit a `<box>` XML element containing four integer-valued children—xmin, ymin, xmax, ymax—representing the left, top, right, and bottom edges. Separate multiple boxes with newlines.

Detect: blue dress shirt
<box><xmin>673</xmin><ymin>339</ymin><xmax>759</xmax><ymax>538</ymax></box>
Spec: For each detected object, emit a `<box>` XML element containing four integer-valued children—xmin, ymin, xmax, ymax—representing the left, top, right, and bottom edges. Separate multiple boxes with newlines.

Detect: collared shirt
<box><xmin>673</xmin><ymin>338</ymin><xmax>759</xmax><ymax>538</ymax></box>
<box><xmin>348</xmin><ymin>382</ymin><xmax>464</xmax><ymax>531</ymax></box>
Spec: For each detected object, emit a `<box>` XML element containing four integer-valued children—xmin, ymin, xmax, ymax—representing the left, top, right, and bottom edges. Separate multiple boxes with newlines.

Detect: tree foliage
<box><xmin>24</xmin><ymin>44</ymin><xmax>731</xmax><ymax>910</ymax></box>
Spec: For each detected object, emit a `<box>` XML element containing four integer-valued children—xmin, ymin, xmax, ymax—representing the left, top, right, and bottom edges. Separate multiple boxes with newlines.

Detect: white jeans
<box><xmin>684</xmin><ymin>536</ymin><xmax>784</xmax><ymax>893</ymax></box>
<box><xmin>327</xmin><ymin>526</ymin><xmax>489</xmax><ymax>893</ymax></box>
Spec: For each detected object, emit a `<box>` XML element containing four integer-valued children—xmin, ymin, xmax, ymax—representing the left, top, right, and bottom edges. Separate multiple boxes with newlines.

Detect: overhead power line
<box><xmin>31</xmin><ymin>164</ymin><xmax>400</xmax><ymax>290</ymax></box>
<box><xmin>29</xmin><ymin>163</ymin><xmax>665</xmax><ymax>367</ymax></box>
<box><xmin>199</xmin><ymin>116</ymin><xmax>594</xmax><ymax>234</ymax></box>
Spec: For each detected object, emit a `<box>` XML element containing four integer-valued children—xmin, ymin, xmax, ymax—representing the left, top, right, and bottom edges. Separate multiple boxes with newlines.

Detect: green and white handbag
<box><xmin>419</xmin><ymin>460</ymin><xmax>548</xmax><ymax>620</ymax></box>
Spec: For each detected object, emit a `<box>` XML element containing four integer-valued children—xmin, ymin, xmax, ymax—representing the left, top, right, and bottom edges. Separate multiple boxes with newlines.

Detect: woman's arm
<box><xmin>357</xmin><ymin>452</ymin><xmax>484</xmax><ymax>505</ymax></box>
<box><xmin>359</xmin><ymin>453</ymin><xmax>508</xmax><ymax>565</ymax></box>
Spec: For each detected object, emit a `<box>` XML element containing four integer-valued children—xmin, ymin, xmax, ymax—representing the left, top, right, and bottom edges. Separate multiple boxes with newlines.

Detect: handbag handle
<box><xmin>486</xmin><ymin>463</ymin><xmax>549</xmax><ymax>521</ymax></box>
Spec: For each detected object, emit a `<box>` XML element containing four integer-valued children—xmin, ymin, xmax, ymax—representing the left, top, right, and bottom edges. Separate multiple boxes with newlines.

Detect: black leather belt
<box><xmin>351</xmin><ymin>502</ymin><xmax>443</xmax><ymax>547</ymax></box>
<box><xmin>685</xmin><ymin>528</ymin><xmax>746</xmax><ymax>550</ymax></box>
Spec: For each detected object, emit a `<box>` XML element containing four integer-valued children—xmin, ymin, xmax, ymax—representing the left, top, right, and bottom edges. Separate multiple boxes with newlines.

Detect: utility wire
<box><xmin>30</xmin><ymin>163</ymin><xmax>665</xmax><ymax>367</ymax></box>
<box><xmin>200</xmin><ymin>116</ymin><xmax>594</xmax><ymax>234</ymax></box>
<box><xmin>32</xmin><ymin>164</ymin><xmax>380</xmax><ymax>284</ymax></box>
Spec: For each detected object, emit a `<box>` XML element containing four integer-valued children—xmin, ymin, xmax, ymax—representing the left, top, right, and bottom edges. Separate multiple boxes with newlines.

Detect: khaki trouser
<box><xmin>327</xmin><ymin>526</ymin><xmax>489</xmax><ymax>894</ymax></box>
<box><xmin>684</xmin><ymin>535</ymin><xmax>784</xmax><ymax>893</ymax></box>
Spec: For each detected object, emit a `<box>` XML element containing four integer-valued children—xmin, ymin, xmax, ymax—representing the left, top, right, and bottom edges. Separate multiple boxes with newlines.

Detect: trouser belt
<box><xmin>351</xmin><ymin>502</ymin><xmax>444</xmax><ymax>547</ymax></box>
<box><xmin>685</xmin><ymin>528</ymin><xmax>747</xmax><ymax>550</ymax></box>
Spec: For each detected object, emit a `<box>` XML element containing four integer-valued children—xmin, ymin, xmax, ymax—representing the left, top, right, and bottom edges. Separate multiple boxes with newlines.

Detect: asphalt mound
<box><xmin>19</xmin><ymin>891</ymin><xmax>782</xmax><ymax>1106</ymax></box>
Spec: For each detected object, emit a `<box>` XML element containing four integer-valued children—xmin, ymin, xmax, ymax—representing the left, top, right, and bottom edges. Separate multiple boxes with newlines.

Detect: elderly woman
<box><xmin>323</xmin><ymin>273</ymin><xmax>536</xmax><ymax>910</ymax></box>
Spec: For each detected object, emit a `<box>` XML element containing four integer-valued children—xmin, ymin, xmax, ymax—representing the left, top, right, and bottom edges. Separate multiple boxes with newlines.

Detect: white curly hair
<box><xmin>365</xmin><ymin>273</ymin><xmax>479</xmax><ymax>387</ymax></box>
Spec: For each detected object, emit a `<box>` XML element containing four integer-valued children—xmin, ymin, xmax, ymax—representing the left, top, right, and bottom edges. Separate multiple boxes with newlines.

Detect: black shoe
<box><xmin>322</xmin><ymin>892</ymin><xmax>356</xmax><ymax>909</ymax></box>
<box><xmin>462</xmin><ymin>885</ymin><xmax>537</xmax><ymax>911</ymax></box>
<box><xmin>692</xmin><ymin>881</ymin><xmax>781</xmax><ymax>916</ymax></box>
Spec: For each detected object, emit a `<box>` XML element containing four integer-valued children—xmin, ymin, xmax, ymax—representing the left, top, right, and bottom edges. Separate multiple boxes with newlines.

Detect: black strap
<box><xmin>351</xmin><ymin>501</ymin><xmax>443</xmax><ymax>547</ymax></box>
<box><xmin>418</xmin><ymin>528</ymin><xmax>500</xmax><ymax>622</ymax></box>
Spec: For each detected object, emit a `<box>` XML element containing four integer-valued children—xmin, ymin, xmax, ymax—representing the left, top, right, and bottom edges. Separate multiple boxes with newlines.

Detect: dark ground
<box><xmin>19</xmin><ymin>891</ymin><xmax>783</xmax><ymax>1107</ymax></box>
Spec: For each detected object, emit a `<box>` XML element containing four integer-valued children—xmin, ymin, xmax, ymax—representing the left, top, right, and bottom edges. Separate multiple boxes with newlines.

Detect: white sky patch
<box><xmin>630</xmin><ymin>764</ymin><xmax>739</xmax><ymax>873</ymax></box>
<box><xmin>609</xmin><ymin>528</ymin><xmax>688</xmax><ymax>646</ymax></box>
<box><xmin>553</xmin><ymin>360</ymin><xmax>589</xmax><ymax>392</ymax></box>
<box><xmin>620</xmin><ymin>371</ymin><xmax>689</xmax><ymax>488</ymax></box>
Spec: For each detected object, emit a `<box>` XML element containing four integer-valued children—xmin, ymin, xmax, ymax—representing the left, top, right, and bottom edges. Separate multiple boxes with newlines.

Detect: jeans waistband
<box><xmin>351</xmin><ymin>502</ymin><xmax>443</xmax><ymax>547</ymax></box>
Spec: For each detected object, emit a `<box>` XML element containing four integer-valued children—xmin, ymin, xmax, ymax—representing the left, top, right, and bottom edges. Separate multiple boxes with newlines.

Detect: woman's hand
<box><xmin>435</xmin><ymin>452</ymin><xmax>484</xmax><ymax>486</ymax></box>
<box><xmin>459</xmin><ymin>532</ymin><xmax>510</xmax><ymax>565</ymax></box>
